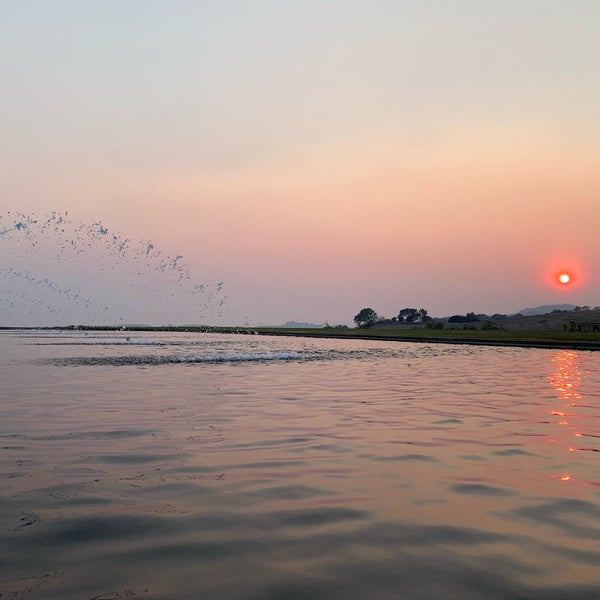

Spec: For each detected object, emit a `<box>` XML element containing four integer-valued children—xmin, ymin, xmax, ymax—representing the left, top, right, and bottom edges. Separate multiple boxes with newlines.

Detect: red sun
<box><xmin>546</xmin><ymin>261</ymin><xmax>583</xmax><ymax>290</ymax></box>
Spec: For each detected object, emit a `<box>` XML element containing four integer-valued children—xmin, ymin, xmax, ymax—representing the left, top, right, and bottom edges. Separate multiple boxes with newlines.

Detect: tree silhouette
<box><xmin>354</xmin><ymin>307</ymin><xmax>378</xmax><ymax>328</ymax></box>
<box><xmin>398</xmin><ymin>307</ymin><xmax>431</xmax><ymax>324</ymax></box>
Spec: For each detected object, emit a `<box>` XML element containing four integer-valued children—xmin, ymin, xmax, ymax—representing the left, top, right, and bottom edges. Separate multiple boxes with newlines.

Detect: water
<box><xmin>1</xmin><ymin>330</ymin><xmax>600</xmax><ymax>599</ymax></box>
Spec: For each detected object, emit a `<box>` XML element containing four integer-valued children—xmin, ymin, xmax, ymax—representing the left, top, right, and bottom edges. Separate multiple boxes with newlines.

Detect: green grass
<box><xmin>249</xmin><ymin>326</ymin><xmax>600</xmax><ymax>348</ymax></box>
<box><xmin>319</xmin><ymin>327</ymin><xmax>600</xmax><ymax>342</ymax></box>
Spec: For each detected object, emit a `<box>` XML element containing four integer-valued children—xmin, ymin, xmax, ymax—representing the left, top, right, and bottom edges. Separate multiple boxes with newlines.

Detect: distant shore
<box><xmin>255</xmin><ymin>328</ymin><xmax>600</xmax><ymax>351</ymax></box>
<box><xmin>3</xmin><ymin>325</ymin><xmax>600</xmax><ymax>351</ymax></box>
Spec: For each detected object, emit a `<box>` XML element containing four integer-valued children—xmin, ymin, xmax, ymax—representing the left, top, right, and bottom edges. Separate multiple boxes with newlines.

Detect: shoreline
<box><xmin>3</xmin><ymin>325</ymin><xmax>600</xmax><ymax>351</ymax></box>
<box><xmin>251</xmin><ymin>329</ymin><xmax>600</xmax><ymax>351</ymax></box>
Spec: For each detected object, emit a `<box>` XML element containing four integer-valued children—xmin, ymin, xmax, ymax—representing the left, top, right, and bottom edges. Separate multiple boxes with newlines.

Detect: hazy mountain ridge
<box><xmin>513</xmin><ymin>303</ymin><xmax>577</xmax><ymax>316</ymax></box>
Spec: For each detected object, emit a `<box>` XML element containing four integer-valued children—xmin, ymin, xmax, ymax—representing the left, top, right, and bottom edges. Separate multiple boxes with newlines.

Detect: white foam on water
<box><xmin>45</xmin><ymin>350</ymin><xmax>313</xmax><ymax>367</ymax></box>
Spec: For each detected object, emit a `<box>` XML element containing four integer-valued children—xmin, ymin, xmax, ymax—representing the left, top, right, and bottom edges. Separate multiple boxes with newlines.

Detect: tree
<box><xmin>418</xmin><ymin>308</ymin><xmax>432</xmax><ymax>323</ymax></box>
<box><xmin>398</xmin><ymin>307</ymin><xmax>431</xmax><ymax>324</ymax></box>
<box><xmin>398</xmin><ymin>308</ymin><xmax>419</xmax><ymax>323</ymax></box>
<box><xmin>354</xmin><ymin>308</ymin><xmax>379</xmax><ymax>328</ymax></box>
<box><xmin>448</xmin><ymin>312</ymin><xmax>480</xmax><ymax>323</ymax></box>
<box><xmin>448</xmin><ymin>314</ymin><xmax>466</xmax><ymax>323</ymax></box>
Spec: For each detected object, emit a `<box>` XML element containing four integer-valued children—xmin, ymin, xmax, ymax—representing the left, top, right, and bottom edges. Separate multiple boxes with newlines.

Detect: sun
<box><xmin>546</xmin><ymin>262</ymin><xmax>582</xmax><ymax>290</ymax></box>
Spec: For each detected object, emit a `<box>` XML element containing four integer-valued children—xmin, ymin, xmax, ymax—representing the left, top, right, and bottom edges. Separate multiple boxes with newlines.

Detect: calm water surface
<box><xmin>1</xmin><ymin>330</ymin><xmax>600</xmax><ymax>599</ymax></box>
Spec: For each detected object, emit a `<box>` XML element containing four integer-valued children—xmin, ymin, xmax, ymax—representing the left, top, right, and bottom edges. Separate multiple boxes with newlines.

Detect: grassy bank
<box><xmin>251</xmin><ymin>326</ymin><xmax>600</xmax><ymax>350</ymax></box>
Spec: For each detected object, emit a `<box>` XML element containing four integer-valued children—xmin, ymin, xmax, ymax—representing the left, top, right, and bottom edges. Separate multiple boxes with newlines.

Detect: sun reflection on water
<box><xmin>547</xmin><ymin>350</ymin><xmax>585</xmax><ymax>482</ymax></box>
<box><xmin>546</xmin><ymin>350</ymin><xmax>598</xmax><ymax>482</ymax></box>
<box><xmin>549</xmin><ymin>351</ymin><xmax>582</xmax><ymax>404</ymax></box>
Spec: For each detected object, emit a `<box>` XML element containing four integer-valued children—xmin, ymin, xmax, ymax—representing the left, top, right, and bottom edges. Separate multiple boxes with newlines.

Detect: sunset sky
<box><xmin>2</xmin><ymin>1</ymin><xmax>600</xmax><ymax>326</ymax></box>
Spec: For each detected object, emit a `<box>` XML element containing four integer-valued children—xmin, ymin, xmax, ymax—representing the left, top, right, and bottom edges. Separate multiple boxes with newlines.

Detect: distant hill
<box><xmin>513</xmin><ymin>303</ymin><xmax>576</xmax><ymax>317</ymax></box>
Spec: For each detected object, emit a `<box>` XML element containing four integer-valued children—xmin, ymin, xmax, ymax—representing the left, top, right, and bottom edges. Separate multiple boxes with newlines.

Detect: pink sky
<box><xmin>1</xmin><ymin>2</ymin><xmax>599</xmax><ymax>326</ymax></box>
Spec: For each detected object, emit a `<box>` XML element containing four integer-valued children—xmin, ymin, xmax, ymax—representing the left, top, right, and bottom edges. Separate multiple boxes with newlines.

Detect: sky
<box><xmin>1</xmin><ymin>1</ymin><xmax>600</xmax><ymax>326</ymax></box>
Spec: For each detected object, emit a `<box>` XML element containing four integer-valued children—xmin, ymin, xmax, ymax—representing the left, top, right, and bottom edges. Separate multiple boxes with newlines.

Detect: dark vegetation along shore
<box><xmin>6</xmin><ymin>308</ymin><xmax>600</xmax><ymax>351</ymax></box>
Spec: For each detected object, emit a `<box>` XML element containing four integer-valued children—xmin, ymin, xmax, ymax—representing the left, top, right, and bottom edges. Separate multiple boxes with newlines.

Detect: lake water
<box><xmin>1</xmin><ymin>330</ymin><xmax>600</xmax><ymax>599</ymax></box>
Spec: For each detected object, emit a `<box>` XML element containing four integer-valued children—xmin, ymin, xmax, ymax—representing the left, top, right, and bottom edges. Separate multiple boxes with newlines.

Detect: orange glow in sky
<box><xmin>2</xmin><ymin>3</ymin><xmax>600</xmax><ymax>326</ymax></box>
<box><xmin>545</xmin><ymin>260</ymin><xmax>585</xmax><ymax>294</ymax></box>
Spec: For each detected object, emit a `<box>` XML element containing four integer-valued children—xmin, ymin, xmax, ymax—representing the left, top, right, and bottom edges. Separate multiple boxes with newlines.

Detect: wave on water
<box><xmin>42</xmin><ymin>351</ymin><xmax>317</xmax><ymax>367</ymax></box>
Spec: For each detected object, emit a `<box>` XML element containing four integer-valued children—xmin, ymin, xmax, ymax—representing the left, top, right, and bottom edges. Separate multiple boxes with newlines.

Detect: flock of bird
<box><xmin>0</xmin><ymin>211</ymin><xmax>228</xmax><ymax>326</ymax></box>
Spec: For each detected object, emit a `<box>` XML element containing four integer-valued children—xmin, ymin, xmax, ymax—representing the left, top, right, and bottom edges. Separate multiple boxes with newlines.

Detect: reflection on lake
<box><xmin>549</xmin><ymin>351</ymin><xmax>600</xmax><ymax>466</ymax></box>
<box><xmin>550</xmin><ymin>350</ymin><xmax>582</xmax><ymax>404</ymax></box>
<box><xmin>1</xmin><ymin>331</ymin><xmax>600</xmax><ymax>599</ymax></box>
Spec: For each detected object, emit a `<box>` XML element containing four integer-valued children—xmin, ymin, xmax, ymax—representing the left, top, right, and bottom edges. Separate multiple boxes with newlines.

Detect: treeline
<box><xmin>353</xmin><ymin>307</ymin><xmax>503</xmax><ymax>329</ymax></box>
<box><xmin>354</xmin><ymin>307</ymin><xmax>434</xmax><ymax>328</ymax></box>
<box><xmin>353</xmin><ymin>304</ymin><xmax>600</xmax><ymax>330</ymax></box>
